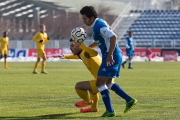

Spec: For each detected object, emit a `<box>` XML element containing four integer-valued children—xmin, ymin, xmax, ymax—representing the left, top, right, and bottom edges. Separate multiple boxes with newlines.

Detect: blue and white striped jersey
<box><xmin>91</xmin><ymin>18</ymin><xmax>121</xmax><ymax>55</ymax></box>
<box><xmin>125</xmin><ymin>36</ymin><xmax>134</xmax><ymax>50</ymax></box>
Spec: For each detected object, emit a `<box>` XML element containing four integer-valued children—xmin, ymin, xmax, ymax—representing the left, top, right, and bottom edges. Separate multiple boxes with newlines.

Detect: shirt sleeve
<box><xmin>32</xmin><ymin>32</ymin><xmax>39</xmax><ymax>42</ymax></box>
<box><xmin>7</xmin><ymin>37</ymin><xmax>9</xmax><ymax>45</ymax></box>
<box><xmin>45</xmin><ymin>33</ymin><xmax>49</xmax><ymax>43</ymax></box>
<box><xmin>125</xmin><ymin>38</ymin><xmax>130</xmax><ymax>49</ymax></box>
<box><xmin>79</xmin><ymin>43</ymin><xmax>98</xmax><ymax>57</ymax></box>
<box><xmin>64</xmin><ymin>54</ymin><xmax>79</xmax><ymax>59</ymax></box>
<box><xmin>100</xmin><ymin>27</ymin><xmax>115</xmax><ymax>38</ymax></box>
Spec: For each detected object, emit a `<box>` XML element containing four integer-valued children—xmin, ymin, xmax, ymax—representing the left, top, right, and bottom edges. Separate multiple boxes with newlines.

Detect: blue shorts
<box><xmin>98</xmin><ymin>52</ymin><xmax>122</xmax><ymax>78</ymax></box>
<box><xmin>126</xmin><ymin>49</ymin><xmax>134</xmax><ymax>57</ymax></box>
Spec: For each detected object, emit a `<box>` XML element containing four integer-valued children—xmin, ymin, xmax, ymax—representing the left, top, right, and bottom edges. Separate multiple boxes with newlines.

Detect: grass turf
<box><xmin>0</xmin><ymin>62</ymin><xmax>180</xmax><ymax>120</ymax></box>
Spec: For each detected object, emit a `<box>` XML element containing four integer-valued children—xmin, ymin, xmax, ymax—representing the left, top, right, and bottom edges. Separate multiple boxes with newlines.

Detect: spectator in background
<box><xmin>122</xmin><ymin>31</ymin><xmax>134</xmax><ymax>69</ymax></box>
<box><xmin>32</xmin><ymin>24</ymin><xmax>50</xmax><ymax>74</ymax></box>
<box><xmin>146</xmin><ymin>47</ymin><xmax>152</xmax><ymax>61</ymax></box>
<box><xmin>0</xmin><ymin>31</ymin><xmax>10</xmax><ymax>69</ymax></box>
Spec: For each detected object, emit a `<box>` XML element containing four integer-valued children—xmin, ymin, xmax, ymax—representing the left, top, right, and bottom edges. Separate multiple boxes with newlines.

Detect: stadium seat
<box><xmin>123</xmin><ymin>9</ymin><xmax>180</xmax><ymax>46</ymax></box>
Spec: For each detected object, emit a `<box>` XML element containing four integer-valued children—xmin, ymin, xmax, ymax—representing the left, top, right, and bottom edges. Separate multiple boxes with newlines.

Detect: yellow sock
<box><xmin>90</xmin><ymin>93</ymin><xmax>99</xmax><ymax>111</ymax></box>
<box><xmin>41</xmin><ymin>60</ymin><xmax>46</xmax><ymax>71</ymax></box>
<box><xmin>33</xmin><ymin>62</ymin><xmax>39</xmax><ymax>72</ymax></box>
<box><xmin>75</xmin><ymin>88</ymin><xmax>90</xmax><ymax>103</ymax></box>
<box><xmin>4</xmin><ymin>59</ymin><xmax>7</xmax><ymax>67</ymax></box>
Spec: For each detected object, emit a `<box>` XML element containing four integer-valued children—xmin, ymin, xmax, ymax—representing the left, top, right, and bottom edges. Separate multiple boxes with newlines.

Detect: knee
<box><xmin>37</xmin><ymin>59</ymin><xmax>40</xmax><ymax>62</ymax></box>
<box><xmin>96</xmin><ymin>81</ymin><xmax>102</xmax><ymax>87</ymax></box>
<box><xmin>75</xmin><ymin>82</ymin><xmax>80</xmax><ymax>89</ymax></box>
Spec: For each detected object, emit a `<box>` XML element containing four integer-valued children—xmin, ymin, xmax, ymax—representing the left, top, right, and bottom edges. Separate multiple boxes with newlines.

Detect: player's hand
<box><xmin>53</xmin><ymin>55</ymin><xmax>64</xmax><ymax>59</ymax></box>
<box><xmin>84</xmin><ymin>51</ymin><xmax>90</xmax><ymax>59</ymax></box>
<box><xmin>39</xmin><ymin>40</ymin><xmax>43</xmax><ymax>43</ymax></box>
<box><xmin>106</xmin><ymin>54</ymin><xmax>115</xmax><ymax>66</ymax></box>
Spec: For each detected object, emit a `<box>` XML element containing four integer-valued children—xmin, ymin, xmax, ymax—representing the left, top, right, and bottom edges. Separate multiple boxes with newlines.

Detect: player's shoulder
<box><xmin>93</xmin><ymin>18</ymin><xmax>108</xmax><ymax>30</ymax></box>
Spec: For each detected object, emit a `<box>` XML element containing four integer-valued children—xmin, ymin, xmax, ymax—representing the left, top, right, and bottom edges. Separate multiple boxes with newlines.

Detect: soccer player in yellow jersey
<box><xmin>55</xmin><ymin>39</ymin><xmax>116</xmax><ymax>113</ymax></box>
<box><xmin>0</xmin><ymin>31</ymin><xmax>10</xmax><ymax>69</ymax></box>
<box><xmin>32</xmin><ymin>24</ymin><xmax>49</xmax><ymax>74</ymax></box>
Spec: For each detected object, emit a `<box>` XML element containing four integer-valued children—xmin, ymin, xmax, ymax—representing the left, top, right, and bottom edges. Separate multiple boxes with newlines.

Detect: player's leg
<box><xmin>75</xmin><ymin>81</ymin><xmax>93</xmax><ymax>108</ymax></box>
<box><xmin>4</xmin><ymin>54</ymin><xmax>10</xmax><ymax>69</ymax></box>
<box><xmin>107</xmin><ymin>60</ymin><xmax>137</xmax><ymax>113</ymax></box>
<box><xmin>80</xmin><ymin>80</ymin><xmax>99</xmax><ymax>113</ymax></box>
<box><xmin>33</xmin><ymin>49</ymin><xmax>41</xmax><ymax>74</ymax></box>
<box><xmin>41</xmin><ymin>51</ymin><xmax>48</xmax><ymax>74</ymax></box>
<box><xmin>128</xmin><ymin>56</ymin><xmax>133</xmax><ymax>69</ymax></box>
<box><xmin>0</xmin><ymin>49</ymin><xmax>2</xmax><ymax>59</ymax></box>
<box><xmin>122</xmin><ymin>49</ymin><xmax>129</xmax><ymax>68</ymax></box>
<box><xmin>1</xmin><ymin>49</ymin><xmax>10</xmax><ymax>69</ymax></box>
<box><xmin>96</xmin><ymin>76</ymin><xmax>115</xmax><ymax>117</ymax></box>
<box><xmin>33</xmin><ymin>57</ymin><xmax>40</xmax><ymax>74</ymax></box>
<box><xmin>128</xmin><ymin>50</ymin><xmax>133</xmax><ymax>69</ymax></box>
<box><xmin>107</xmin><ymin>79</ymin><xmax>137</xmax><ymax>113</ymax></box>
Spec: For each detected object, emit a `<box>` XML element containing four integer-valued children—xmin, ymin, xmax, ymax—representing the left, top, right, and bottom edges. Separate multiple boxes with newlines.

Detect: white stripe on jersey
<box><xmin>100</xmin><ymin>27</ymin><xmax>116</xmax><ymax>52</ymax></box>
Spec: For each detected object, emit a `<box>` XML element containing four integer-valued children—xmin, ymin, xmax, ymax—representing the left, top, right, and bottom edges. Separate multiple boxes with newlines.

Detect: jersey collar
<box><xmin>91</xmin><ymin>18</ymin><xmax>98</xmax><ymax>28</ymax></box>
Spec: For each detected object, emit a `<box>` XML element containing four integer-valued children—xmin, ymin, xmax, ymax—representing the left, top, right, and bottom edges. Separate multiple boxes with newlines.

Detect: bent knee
<box><xmin>75</xmin><ymin>82</ymin><xmax>81</xmax><ymax>89</ymax></box>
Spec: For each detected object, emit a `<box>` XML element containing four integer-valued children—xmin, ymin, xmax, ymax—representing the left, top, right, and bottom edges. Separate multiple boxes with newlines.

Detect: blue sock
<box><xmin>108</xmin><ymin>82</ymin><xmax>131</xmax><ymax>102</ymax></box>
<box><xmin>98</xmin><ymin>85</ymin><xmax>114</xmax><ymax>112</ymax></box>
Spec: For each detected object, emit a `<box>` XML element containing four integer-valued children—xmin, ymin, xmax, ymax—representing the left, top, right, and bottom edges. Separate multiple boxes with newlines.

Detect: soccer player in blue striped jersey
<box><xmin>122</xmin><ymin>31</ymin><xmax>134</xmax><ymax>69</ymax></box>
<box><xmin>80</xmin><ymin>6</ymin><xmax>137</xmax><ymax>117</ymax></box>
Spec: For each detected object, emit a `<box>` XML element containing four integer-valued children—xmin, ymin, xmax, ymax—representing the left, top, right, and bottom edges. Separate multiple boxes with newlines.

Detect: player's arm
<box><xmin>100</xmin><ymin>27</ymin><xmax>117</xmax><ymax>66</ymax></box>
<box><xmin>79</xmin><ymin>43</ymin><xmax>98</xmax><ymax>57</ymax></box>
<box><xmin>45</xmin><ymin>33</ymin><xmax>50</xmax><ymax>43</ymax></box>
<box><xmin>88</xmin><ymin>42</ymin><xmax>98</xmax><ymax>48</ymax></box>
<box><xmin>54</xmin><ymin>54</ymin><xmax>79</xmax><ymax>59</ymax></box>
<box><xmin>100</xmin><ymin>27</ymin><xmax>117</xmax><ymax>54</ymax></box>
<box><xmin>32</xmin><ymin>32</ymin><xmax>40</xmax><ymax>42</ymax></box>
<box><xmin>7</xmin><ymin>38</ymin><xmax>9</xmax><ymax>52</ymax></box>
<box><xmin>125</xmin><ymin>38</ymin><xmax>130</xmax><ymax>49</ymax></box>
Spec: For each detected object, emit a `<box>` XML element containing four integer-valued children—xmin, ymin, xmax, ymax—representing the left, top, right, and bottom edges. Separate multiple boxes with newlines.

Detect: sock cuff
<box><xmin>107</xmin><ymin>82</ymin><xmax>115</xmax><ymax>89</ymax></box>
<box><xmin>129</xmin><ymin>60</ymin><xmax>132</xmax><ymax>63</ymax></box>
<box><xmin>98</xmin><ymin>85</ymin><xmax>108</xmax><ymax>92</ymax></box>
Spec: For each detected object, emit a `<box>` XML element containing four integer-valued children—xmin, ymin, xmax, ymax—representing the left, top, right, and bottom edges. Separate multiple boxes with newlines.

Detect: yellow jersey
<box><xmin>32</xmin><ymin>32</ymin><xmax>49</xmax><ymax>50</ymax></box>
<box><xmin>64</xmin><ymin>43</ymin><xmax>101</xmax><ymax>79</ymax></box>
<box><xmin>0</xmin><ymin>37</ymin><xmax>9</xmax><ymax>50</ymax></box>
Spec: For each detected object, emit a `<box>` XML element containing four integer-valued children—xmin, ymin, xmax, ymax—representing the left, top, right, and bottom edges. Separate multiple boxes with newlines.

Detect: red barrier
<box><xmin>121</xmin><ymin>48</ymin><xmax>161</xmax><ymax>57</ymax></box>
<box><xmin>162</xmin><ymin>51</ymin><xmax>178</xmax><ymax>61</ymax></box>
<box><xmin>28</xmin><ymin>48</ymin><xmax>62</xmax><ymax>57</ymax></box>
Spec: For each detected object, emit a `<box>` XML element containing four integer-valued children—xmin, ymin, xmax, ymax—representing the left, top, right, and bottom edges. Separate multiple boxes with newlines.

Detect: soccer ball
<box><xmin>71</xmin><ymin>27</ymin><xmax>87</xmax><ymax>43</ymax></box>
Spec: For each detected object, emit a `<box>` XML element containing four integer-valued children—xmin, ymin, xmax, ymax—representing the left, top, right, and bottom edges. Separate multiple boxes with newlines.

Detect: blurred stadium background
<box><xmin>0</xmin><ymin>0</ymin><xmax>180</xmax><ymax>61</ymax></box>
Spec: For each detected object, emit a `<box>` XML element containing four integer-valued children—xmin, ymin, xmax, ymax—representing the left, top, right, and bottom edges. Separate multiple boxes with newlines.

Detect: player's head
<box><xmin>129</xmin><ymin>31</ymin><xmax>133</xmax><ymax>37</ymax></box>
<box><xmin>40</xmin><ymin>24</ymin><xmax>46</xmax><ymax>32</ymax></box>
<box><xmin>80</xmin><ymin>6</ymin><xmax>97</xmax><ymax>26</ymax></box>
<box><xmin>3</xmin><ymin>31</ymin><xmax>8</xmax><ymax>37</ymax></box>
<box><xmin>69</xmin><ymin>39</ymin><xmax>82</xmax><ymax>55</ymax></box>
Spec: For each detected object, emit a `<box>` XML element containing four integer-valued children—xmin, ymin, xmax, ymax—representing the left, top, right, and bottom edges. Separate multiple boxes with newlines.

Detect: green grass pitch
<box><xmin>0</xmin><ymin>62</ymin><xmax>180</xmax><ymax>120</ymax></box>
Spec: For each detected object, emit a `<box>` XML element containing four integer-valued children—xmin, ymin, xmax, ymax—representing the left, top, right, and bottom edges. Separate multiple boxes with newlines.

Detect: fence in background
<box><xmin>9</xmin><ymin>39</ymin><xmax>180</xmax><ymax>49</ymax></box>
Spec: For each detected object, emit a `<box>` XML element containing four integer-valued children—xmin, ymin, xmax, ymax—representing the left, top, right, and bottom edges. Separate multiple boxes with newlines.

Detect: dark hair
<box><xmin>80</xmin><ymin>6</ymin><xmax>97</xmax><ymax>19</ymax></box>
<box><xmin>129</xmin><ymin>31</ymin><xmax>133</xmax><ymax>34</ymax></box>
<box><xmin>69</xmin><ymin>38</ymin><xmax>73</xmax><ymax>42</ymax></box>
<box><xmin>40</xmin><ymin>24</ymin><xmax>45</xmax><ymax>27</ymax></box>
<box><xmin>3</xmin><ymin>31</ymin><xmax>8</xmax><ymax>34</ymax></box>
